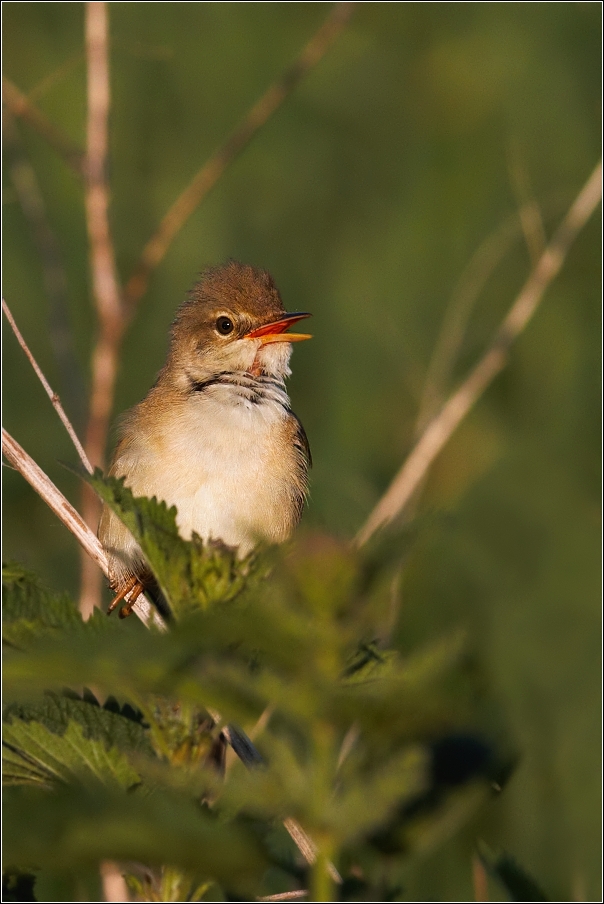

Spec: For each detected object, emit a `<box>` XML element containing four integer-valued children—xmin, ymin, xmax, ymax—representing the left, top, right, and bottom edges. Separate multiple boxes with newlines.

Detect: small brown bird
<box><xmin>98</xmin><ymin>261</ymin><xmax>312</xmax><ymax>616</ymax></box>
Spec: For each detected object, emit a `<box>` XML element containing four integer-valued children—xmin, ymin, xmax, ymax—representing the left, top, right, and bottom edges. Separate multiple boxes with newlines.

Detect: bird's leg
<box><xmin>118</xmin><ymin>580</ymin><xmax>145</xmax><ymax>619</ymax></box>
<box><xmin>107</xmin><ymin>574</ymin><xmax>142</xmax><ymax>617</ymax></box>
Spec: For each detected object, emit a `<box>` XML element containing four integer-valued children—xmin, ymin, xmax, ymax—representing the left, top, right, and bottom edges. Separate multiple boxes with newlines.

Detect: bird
<box><xmin>98</xmin><ymin>261</ymin><xmax>312</xmax><ymax>618</ymax></box>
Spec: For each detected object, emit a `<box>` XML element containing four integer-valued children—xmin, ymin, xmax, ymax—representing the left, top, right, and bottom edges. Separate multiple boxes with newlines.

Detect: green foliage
<box><xmin>87</xmin><ymin>470</ymin><xmax>258</xmax><ymax>619</ymax></box>
<box><xmin>2</xmin><ymin>482</ymin><xmax>507</xmax><ymax>900</ymax></box>
<box><xmin>2</xmin><ymin>562</ymin><xmax>79</xmax><ymax>628</ymax></box>
<box><xmin>3</xmin><ymin>718</ymin><xmax>141</xmax><ymax>790</ymax></box>
<box><xmin>2</xmin><ymin>562</ymin><xmax>104</xmax><ymax>647</ymax></box>
<box><xmin>3</xmin><ymin>784</ymin><xmax>267</xmax><ymax>893</ymax></box>
<box><xmin>4</xmin><ymin>691</ymin><xmax>153</xmax><ymax>788</ymax></box>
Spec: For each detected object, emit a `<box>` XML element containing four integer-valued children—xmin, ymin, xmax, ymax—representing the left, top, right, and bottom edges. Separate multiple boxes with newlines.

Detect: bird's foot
<box><xmin>107</xmin><ymin>575</ymin><xmax>145</xmax><ymax>618</ymax></box>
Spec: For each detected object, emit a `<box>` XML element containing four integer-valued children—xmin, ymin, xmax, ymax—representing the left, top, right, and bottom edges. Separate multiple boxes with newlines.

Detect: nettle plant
<box><xmin>2</xmin><ymin>474</ymin><xmax>525</xmax><ymax>903</ymax></box>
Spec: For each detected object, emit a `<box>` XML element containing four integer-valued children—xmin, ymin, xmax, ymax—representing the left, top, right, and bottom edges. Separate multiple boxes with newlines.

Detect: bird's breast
<box><xmin>113</xmin><ymin>381</ymin><xmax>307</xmax><ymax>556</ymax></box>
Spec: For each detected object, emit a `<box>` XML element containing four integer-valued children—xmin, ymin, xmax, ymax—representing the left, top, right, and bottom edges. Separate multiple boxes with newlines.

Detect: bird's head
<box><xmin>166</xmin><ymin>261</ymin><xmax>311</xmax><ymax>389</ymax></box>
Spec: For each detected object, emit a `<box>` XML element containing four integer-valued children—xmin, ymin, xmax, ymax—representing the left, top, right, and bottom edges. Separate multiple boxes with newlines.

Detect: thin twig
<box><xmin>123</xmin><ymin>2</ymin><xmax>355</xmax><ymax>312</ymax></box>
<box><xmin>408</xmin><ymin>194</ymin><xmax>553</xmax><ymax>525</ymax></box>
<box><xmin>2</xmin><ymin>77</ymin><xmax>84</xmax><ymax>175</ymax></box>
<box><xmin>336</xmin><ymin>723</ymin><xmax>359</xmax><ymax>771</ymax></box>
<box><xmin>3</xmin><ymin>110</ymin><xmax>87</xmax><ymax>427</ymax></box>
<box><xmin>28</xmin><ymin>50</ymin><xmax>85</xmax><ymax>103</ymax></box>
<box><xmin>81</xmin><ymin>1</ymin><xmax>124</xmax><ymax>617</ymax></box>
<box><xmin>249</xmin><ymin>704</ymin><xmax>275</xmax><ymax>741</ymax></box>
<box><xmin>282</xmin><ymin>818</ymin><xmax>342</xmax><ymax>884</ymax></box>
<box><xmin>1</xmin><ymin>428</ymin><xmax>164</xmax><ymax>630</ymax></box>
<box><xmin>2</xmin><ymin>428</ymin><xmax>107</xmax><ymax>574</ymax></box>
<box><xmin>415</xmin><ymin>212</ymin><xmax>522</xmax><ymax>435</ymax></box>
<box><xmin>355</xmin><ymin>161</ymin><xmax>602</xmax><ymax>547</ymax></box>
<box><xmin>257</xmin><ymin>892</ymin><xmax>308</xmax><ymax>902</ymax></box>
<box><xmin>2</xmin><ymin>299</ymin><xmax>93</xmax><ymax>474</ymax></box>
<box><xmin>417</xmin><ymin>194</ymin><xmax>566</xmax><ymax>437</ymax></box>
<box><xmin>508</xmin><ymin>140</ymin><xmax>546</xmax><ymax>267</ymax></box>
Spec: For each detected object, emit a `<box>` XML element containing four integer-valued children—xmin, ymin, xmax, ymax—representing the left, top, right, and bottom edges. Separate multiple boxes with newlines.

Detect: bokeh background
<box><xmin>3</xmin><ymin>3</ymin><xmax>601</xmax><ymax>901</ymax></box>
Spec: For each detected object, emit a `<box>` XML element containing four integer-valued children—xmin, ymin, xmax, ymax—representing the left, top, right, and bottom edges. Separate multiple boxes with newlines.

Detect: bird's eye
<box><xmin>215</xmin><ymin>316</ymin><xmax>234</xmax><ymax>336</ymax></box>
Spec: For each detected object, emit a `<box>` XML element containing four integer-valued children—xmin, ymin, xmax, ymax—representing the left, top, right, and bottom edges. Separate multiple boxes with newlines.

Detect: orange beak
<box><xmin>245</xmin><ymin>312</ymin><xmax>312</xmax><ymax>345</ymax></box>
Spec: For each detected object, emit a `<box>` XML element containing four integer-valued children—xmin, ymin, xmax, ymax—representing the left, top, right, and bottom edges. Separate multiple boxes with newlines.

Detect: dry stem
<box><xmin>282</xmin><ymin>818</ymin><xmax>342</xmax><ymax>884</ymax></box>
<box><xmin>80</xmin><ymin>1</ymin><xmax>124</xmax><ymax>617</ymax></box>
<box><xmin>472</xmin><ymin>854</ymin><xmax>489</xmax><ymax>902</ymax></box>
<box><xmin>28</xmin><ymin>51</ymin><xmax>85</xmax><ymax>103</ymax></box>
<box><xmin>4</xmin><ymin>110</ymin><xmax>86</xmax><ymax>426</ymax></box>
<box><xmin>100</xmin><ymin>861</ymin><xmax>130</xmax><ymax>903</ymax></box>
<box><xmin>2</xmin><ymin>77</ymin><xmax>84</xmax><ymax>175</ymax></box>
<box><xmin>123</xmin><ymin>2</ymin><xmax>355</xmax><ymax>312</ymax></box>
<box><xmin>2</xmin><ymin>428</ymin><xmax>107</xmax><ymax>574</ymax></box>
<box><xmin>84</xmin><ymin>0</ymin><xmax>123</xmax><ymax>471</ymax></box>
<box><xmin>2</xmin><ymin>428</ymin><xmax>163</xmax><ymax>630</ymax></box>
<box><xmin>257</xmin><ymin>893</ymin><xmax>308</xmax><ymax>902</ymax></box>
<box><xmin>3</xmin><ymin>299</ymin><xmax>93</xmax><ymax>474</ymax></box>
<box><xmin>507</xmin><ymin>140</ymin><xmax>546</xmax><ymax>267</ymax></box>
<box><xmin>416</xmin><ymin>212</ymin><xmax>522</xmax><ymax>435</ymax></box>
<box><xmin>356</xmin><ymin>160</ymin><xmax>602</xmax><ymax>547</ymax></box>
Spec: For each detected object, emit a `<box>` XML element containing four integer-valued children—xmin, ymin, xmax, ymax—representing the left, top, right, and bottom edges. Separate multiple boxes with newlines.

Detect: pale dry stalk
<box><xmin>2</xmin><ymin>428</ymin><xmax>163</xmax><ymax>630</ymax></box>
<box><xmin>356</xmin><ymin>161</ymin><xmax>602</xmax><ymax>547</ymax></box>
<box><xmin>28</xmin><ymin>51</ymin><xmax>86</xmax><ymax>103</ymax></box>
<box><xmin>2</xmin><ymin>299</ymin><xmax>93</xmax><ymax>474</ymax></box>
<box><xmin>100</xmin><ymin>861</ymin><xmax>130</xmax><ymax>903</ymax></box>
<box><xmin>507</xmin><ymin>140</ymin><xmax>547</xmax><ymax>266</ymax></box>
<box><xmin>472</xmin><ymin>854</ymin><xmax>490</xmax><ymax>902</ymax></box>
<box><xmin>80</xmin><ymin>1</ymin><xmax>124</xmax><ymax>617</ymax></box>
<box><xmin>416</xmin><ymin>212</ymin><xmax>522</xmax><ymax>436</ymax></box>
<box><xmin>2</xmin><ymin>428</ymin><xmax>107</xmax><ymax>574</ymax></box>
<box><xmin>257</xmin><ymin>893</ymin><xmax>308</xmax><ymax>901</ymax></box>
<box><xmin>282</xmin><ymin>818</ymin><xmax>342</xmax><ymax>884</ymax></box>
<box><xmin>84</xmin><ymin>0</ymin><xmax>123</xmax><ymax>472</ymax></box>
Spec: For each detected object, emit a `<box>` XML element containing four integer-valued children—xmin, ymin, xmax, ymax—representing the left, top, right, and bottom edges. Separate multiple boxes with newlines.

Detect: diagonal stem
<box><xmin>2</xmin><ymin>77</ymin><xmax>85</xmax><ymax>175</ymax></box>
<box><xmin>1</xmin><ymin>428</ymin><xmax>164</xmax><ymax>630</ymax></box>
<box><xmin>123</xmin><ymin>2</ymin><xmax>355</xmax><ymax>313</ymax></box>
<box><xmin>355</xmin><ymin>160</ymin><xmax>602</xmax><ymax>548</ymax></box>
<box><xmin>2</xmin><ymin>428</ymin><xmax>107</xmax><ymax>574</ymax></box>
<box><xmin>2</xmin><ymin>299</ymin><xmax>93</xmax><ymax>475</ymax></box>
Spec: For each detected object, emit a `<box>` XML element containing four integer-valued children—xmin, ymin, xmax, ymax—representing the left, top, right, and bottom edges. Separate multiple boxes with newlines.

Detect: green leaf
<box><xmin>4</xmin><ymin>690</ymin><xmax>153</xmax><ymax>761</ymax></box>
<box><xmin>2</xmin><ymin>562</ymin><xmax>81</xmax><ymax>643</ymax></box>
<box><xmin>86</xmin><ymin>471</ymin><xmax>257</xmax><ymax>618</ymax></box>
<box><xmin>2</xmin><ymin>562</ymin><xmax>118</xmax><ymax>648</ymax></box>
<box><xmin>2</xmin><ymin>718</ymin><xmax>142</xmax><ymax>789</ymax></box>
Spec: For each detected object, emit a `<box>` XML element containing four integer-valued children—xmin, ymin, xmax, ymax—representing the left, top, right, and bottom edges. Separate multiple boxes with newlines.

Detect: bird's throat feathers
<box><xmin>163</xmin><ymin>336</ymin><xmax>292</xmax><ymax>396</ymax></box>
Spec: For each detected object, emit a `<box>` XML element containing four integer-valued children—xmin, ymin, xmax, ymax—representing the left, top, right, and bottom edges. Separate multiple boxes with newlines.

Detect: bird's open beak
<box><xmin>245</xmin><ymin>312</ymin><xmax>312</xmax><ymax>345</ymax></box>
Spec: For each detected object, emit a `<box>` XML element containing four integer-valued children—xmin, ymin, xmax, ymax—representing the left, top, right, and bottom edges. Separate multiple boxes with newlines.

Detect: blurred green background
<box><xmin>2</xmin><ymin>2</ymin><xmax>601</xmax><ymax>900</ymax></box>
